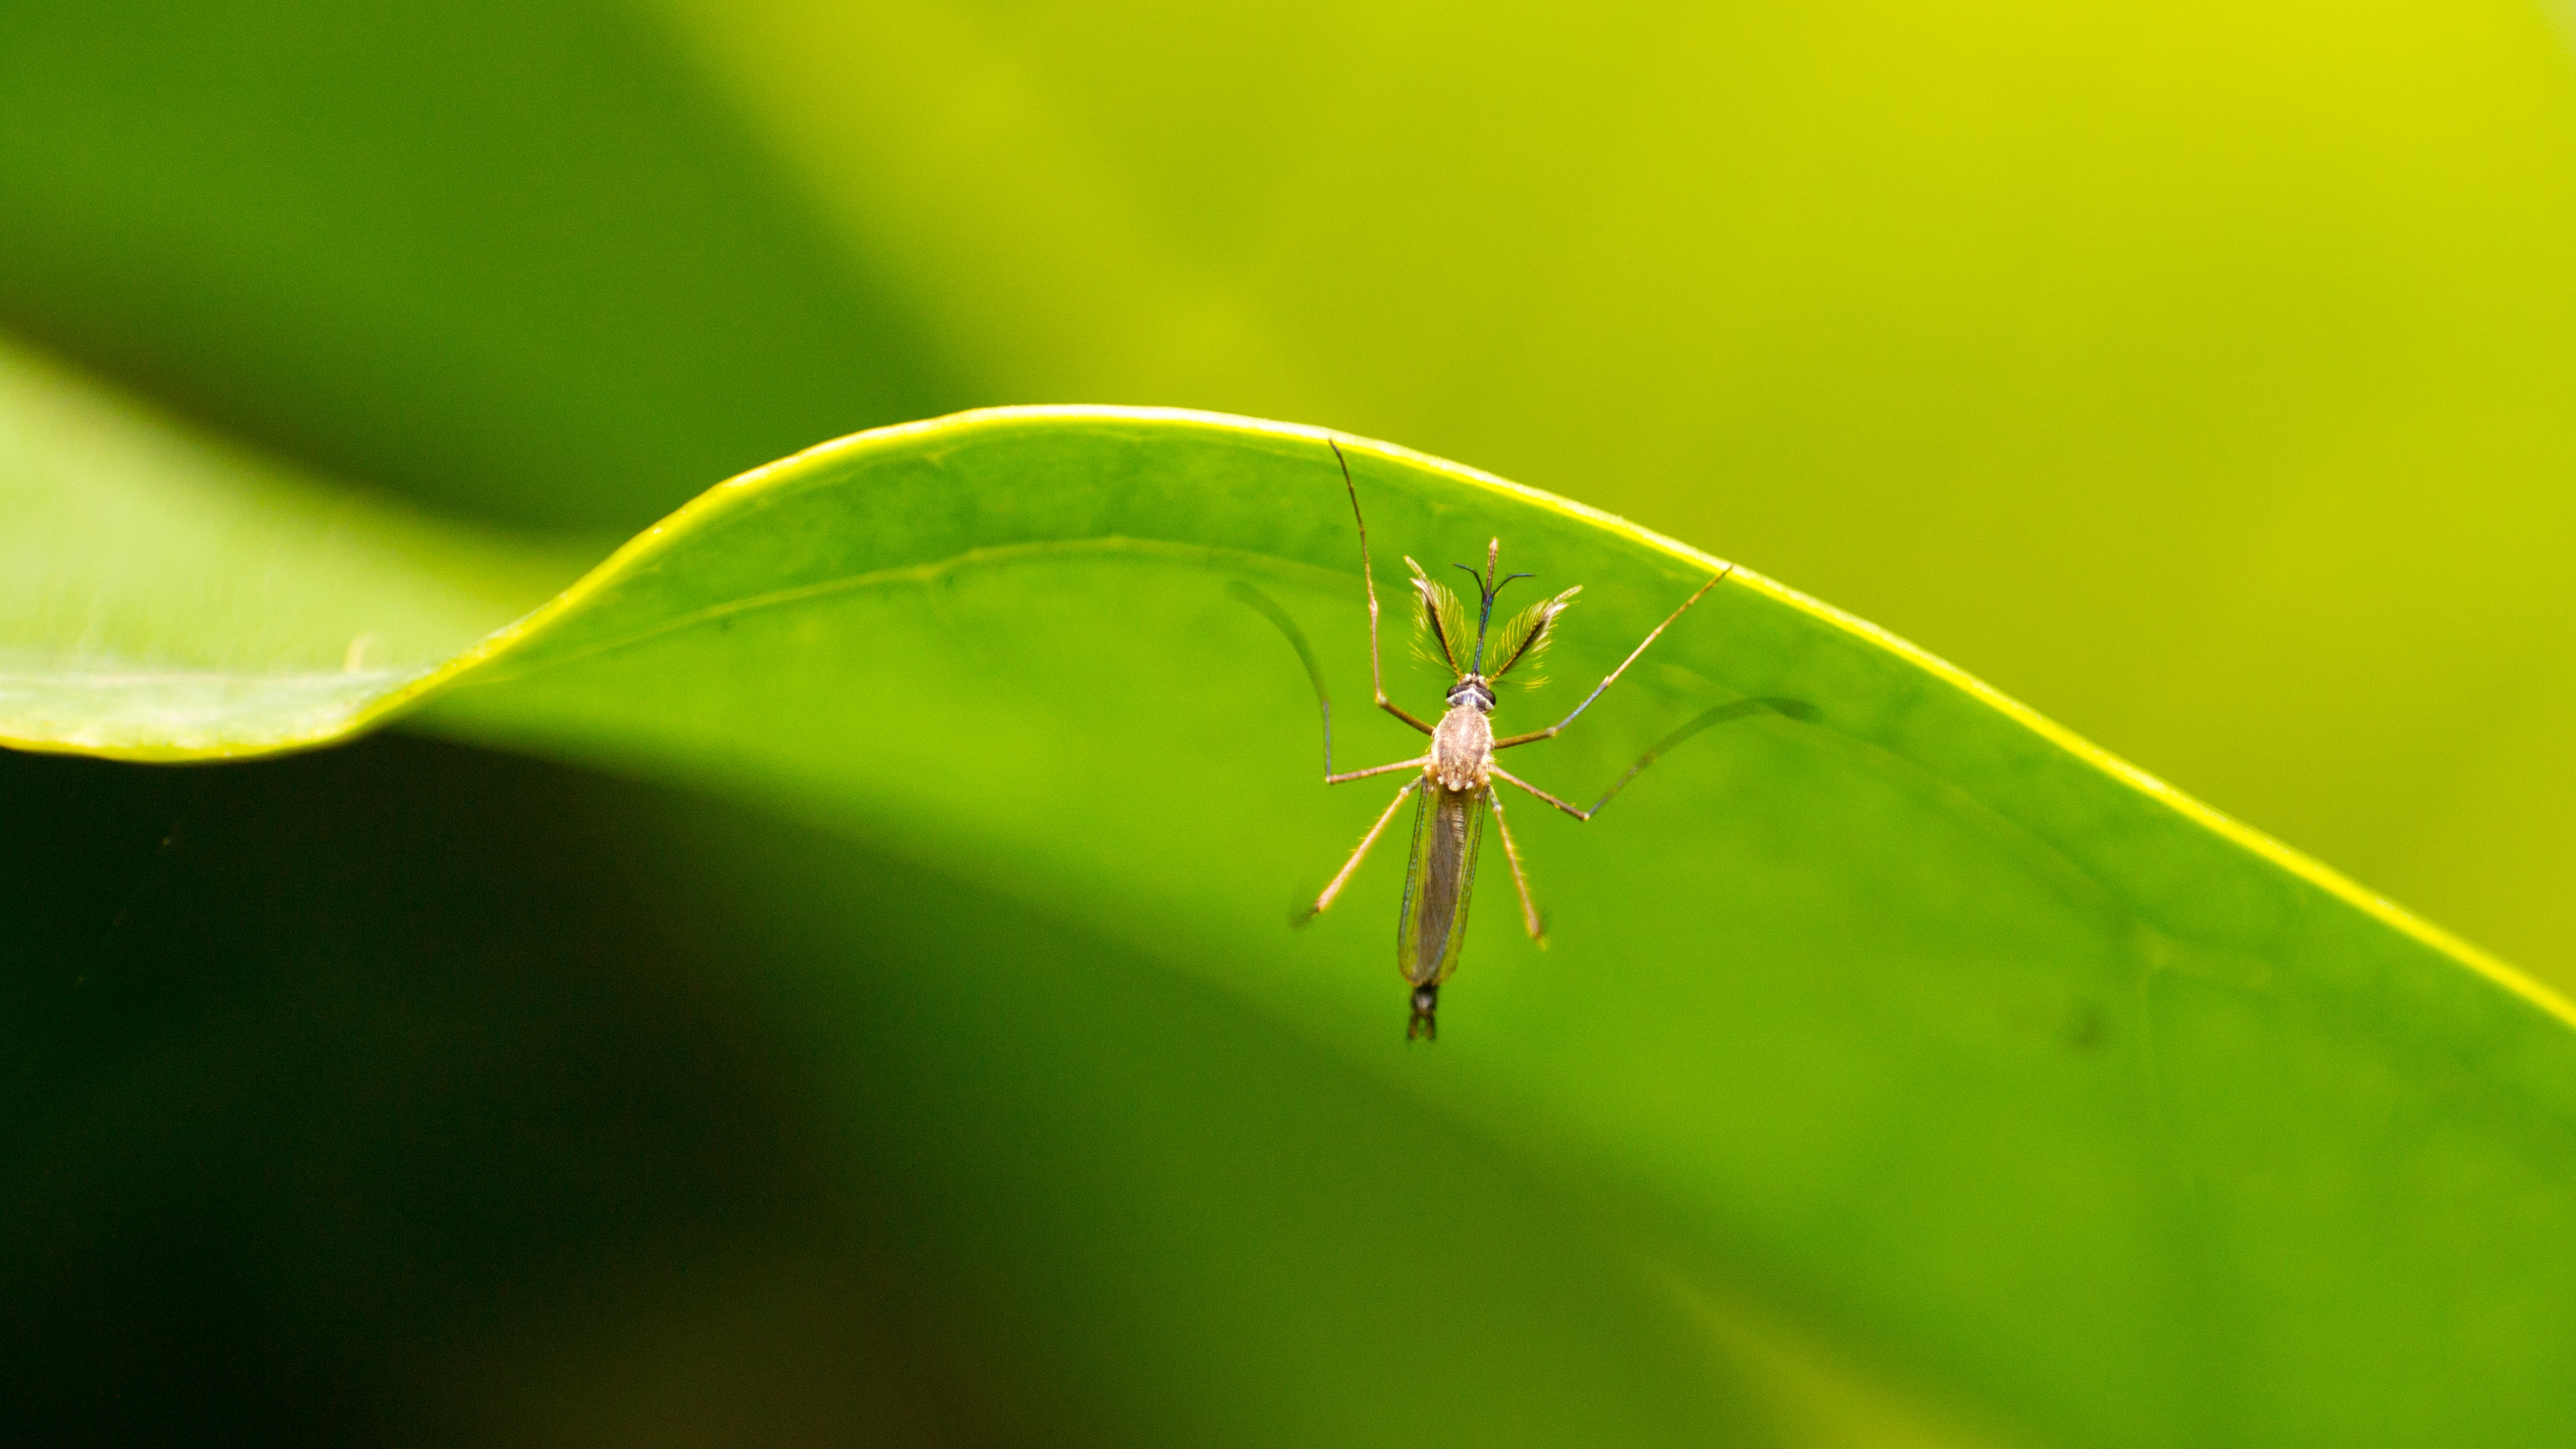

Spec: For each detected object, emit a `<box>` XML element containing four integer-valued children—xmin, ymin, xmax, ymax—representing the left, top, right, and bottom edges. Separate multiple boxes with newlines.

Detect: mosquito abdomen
<box><xmin>1398</xmin><ymin>783</ymin><xmax>1487</xmax><ymax>987</ymax></box>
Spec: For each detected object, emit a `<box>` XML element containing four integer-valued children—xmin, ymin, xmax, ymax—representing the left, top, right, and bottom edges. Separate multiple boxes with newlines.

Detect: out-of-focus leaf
<box><xmin>0</xmin><ymin>0</ymin><xmax>966</xmax><ymax>532</ymax></box>
<box><xmin>7</xmin><ymin>737</ymin><xmax>1921</xmax><ymax>1448</ymax></box>
<box><xmin>9</xmin><ymin>386</ymin><xmax>2575</xmax><ymax>1446</ymax></box>
<box><xmin>0</xmin><ymin>342</ymin><xmax>583</xmax><ymax>754</ymax></box>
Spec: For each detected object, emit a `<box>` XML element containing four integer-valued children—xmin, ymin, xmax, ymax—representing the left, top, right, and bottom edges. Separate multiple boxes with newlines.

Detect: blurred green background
<box><xmin>9</xmin><ymin>0</ymin><xmax>2576</xmax><ymax>1442</ymax></box>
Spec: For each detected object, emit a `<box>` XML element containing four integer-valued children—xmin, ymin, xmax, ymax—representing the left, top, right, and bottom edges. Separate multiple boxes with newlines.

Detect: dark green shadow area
<box><xmin>0</xmin><ymin>736</ymin><xmax>1810</xmax><ymax>1447</ymax></box>
<box><xmin>0</xmin><ymin>0</ymin><xmax>965</xmax><ymax>533</ymax></box>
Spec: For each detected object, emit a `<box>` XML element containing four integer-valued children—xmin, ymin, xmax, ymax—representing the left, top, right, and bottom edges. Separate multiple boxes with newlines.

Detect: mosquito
<box><xmin>1256</xmin><ymin>438</ymin><xmax>1769</xmax><ymax>1042</ymax></box>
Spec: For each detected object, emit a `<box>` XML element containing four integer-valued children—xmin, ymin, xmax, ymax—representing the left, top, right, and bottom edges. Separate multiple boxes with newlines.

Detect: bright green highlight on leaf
<box><xmin>0</xmin><ymin>341</ymin><xmax>583</xmax><ymax>754</ymax></box>
<box><xmin>10</xmin><ymin>348</ymin><xmax>2576</xmax><ymax>1444</ymax></box>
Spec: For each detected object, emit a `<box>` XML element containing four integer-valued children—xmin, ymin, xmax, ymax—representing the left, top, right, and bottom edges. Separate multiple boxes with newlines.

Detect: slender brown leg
<box><xmin>1493</xmin><ymin>564</ymin><xmax>1734</xmax><ymax>750</ymax></box>
<box><xmin>1490</xmin><ymin>765</ymin><xmax>1594</xmax><ymax>821</ymax></box>
<box><xmin>1495</xmin><ymin>697</ymin><xmax>1811</xmax><ymax>821</ymax></box>
<box><xmin>1305</xmin><ymin>776</ymin><xmax>1422</xmax><ymax>922</ymax></box>
<box><xmin>1328</xmin><ymin>756</ymin><xmax>1430</xmax><ymax>786</ymax></box>
<box><xmin>1485</xmin><ymin>788</ymin><xmax>1548</xmax><ymax>947</ymax></box>
<box><xmin>1331</xmin><ymin>440</ymin><xmax>1436</xmax><ymax>736</ymax></box>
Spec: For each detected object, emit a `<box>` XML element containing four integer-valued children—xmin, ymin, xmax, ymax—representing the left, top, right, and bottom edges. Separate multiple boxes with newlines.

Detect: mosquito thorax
<box><xmin>1428</xmin><ymin>688</ymin><xmax>1497</xmax><ymax>792</ymax></box>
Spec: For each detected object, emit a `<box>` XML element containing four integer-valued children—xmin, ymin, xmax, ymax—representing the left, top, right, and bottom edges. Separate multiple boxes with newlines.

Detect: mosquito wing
<box><xmin>1395</xmin><ymin>783</ymin><xmax>1488</xmax><ymax>988</ymax></box>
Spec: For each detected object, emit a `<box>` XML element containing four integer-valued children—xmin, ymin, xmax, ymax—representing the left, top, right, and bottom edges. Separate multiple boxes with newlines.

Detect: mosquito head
<box><xmin>1445</xmin><ymin>676</ymin><xmax>1497</xmax><ymax>714</ymax></box>
<box><xmin>1406</xmin><ymin>985</ymin><xmax>1440</xmax><ymax>1042</ymax></box>
<box><xmin>1453</xmin><ymin>541</ymin><xmax>1537</xmax><ymax>676</ymax></box>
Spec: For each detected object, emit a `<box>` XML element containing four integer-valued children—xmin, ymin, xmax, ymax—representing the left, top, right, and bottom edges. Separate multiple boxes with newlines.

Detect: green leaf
<box><xmin>12</xmin><ymin>352</ymin><xmax>2576</xmax><ymax>1444</ymax></box>
<box><xmin>0</xmin><ymin>341</ymin><xmax>586</xmax><ymax>755</ymax></box>
<box><xmin>6</xmin><ymin>735</ymin><xmax>1920</xmax><ymax>1448</ymax></box>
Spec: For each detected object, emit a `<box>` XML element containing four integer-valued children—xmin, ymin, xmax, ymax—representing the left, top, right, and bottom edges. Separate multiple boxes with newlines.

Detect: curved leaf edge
<box><xmin>11</xmin><ymin>402</ymin><xmax>2563</xmax><ymax>1035</ymax></box>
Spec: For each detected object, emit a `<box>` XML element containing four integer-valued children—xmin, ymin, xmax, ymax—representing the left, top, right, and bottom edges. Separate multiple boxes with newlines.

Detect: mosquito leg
<box><xmin>1304</xmin><ymin>777</ymin><xmax>1422</xmax><ymax>922</ymax></box>
<box><xmin>1490</xmin><ymin>765</ymin><xmax>1594</xmax><ymax>822</ymax></box>
<box><xmin>1486</xmin><ymin>789</ymin><xmax>1548</xmax><ymax>947</ymax></box>
<box><xmin>1495</xmin><ymin>696</ymin><xmax>1814</xmax><ymax>821</ymax></box>
<box><xmin>1328</xmin><ymin>757</ymin><xmax>1430</xmax><ymax>785</ymax></box>
<box><xmin>1493</xmin><ymin>564</ymin><xmax>1735</xmax><ymax>750</ymax></box>
<box><xmin>1331</xmin><ymin>440</ymin><xmax>1436</xmax><ymax>736</ymax></box>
